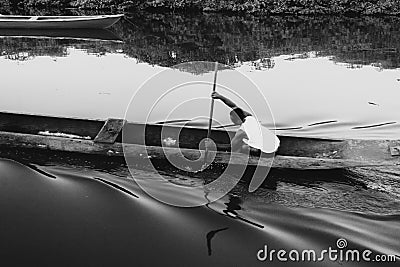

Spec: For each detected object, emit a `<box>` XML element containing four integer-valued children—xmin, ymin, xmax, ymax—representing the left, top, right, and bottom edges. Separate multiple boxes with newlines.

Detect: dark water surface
<box><xmin>0</xmin><ymin>11</ymin><xmax>400</xmax><ymax>266</ymax></box>
<box><xmin>0</xmin><ymin>149</ymin><xmax>399</xmax><ymax>266</ymax></box>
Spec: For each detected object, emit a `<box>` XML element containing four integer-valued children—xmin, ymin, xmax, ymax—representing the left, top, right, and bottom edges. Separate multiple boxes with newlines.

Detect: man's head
<box><xmin>230</xmin><ymin>108</ymin><xmax>247</xmax><ymax>125</ymax></box>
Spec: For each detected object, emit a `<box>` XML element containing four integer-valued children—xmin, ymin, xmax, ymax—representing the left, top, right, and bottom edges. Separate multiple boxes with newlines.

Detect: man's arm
<box><xmin>212</xmin><ymin>92</ymin><xmax>252</xmax><ymax>116</ymax></box>
<box><xmin>211</xmin><ymin>92</ymin><xmax>238</xmax><ymax>109</ymax></box>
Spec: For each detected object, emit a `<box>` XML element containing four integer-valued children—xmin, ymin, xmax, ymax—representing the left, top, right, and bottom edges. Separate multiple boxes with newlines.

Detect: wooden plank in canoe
<box><xmin>94</xmin><ymin>118</ymin><xmax>126</xmax><ymax>144</ymax></box>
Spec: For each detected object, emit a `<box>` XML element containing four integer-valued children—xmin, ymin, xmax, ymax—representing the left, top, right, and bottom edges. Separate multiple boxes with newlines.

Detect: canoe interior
<box><xmin>122</xmin><ymin>123</ymin><xmax>350</xmax><ymax>159</ymax></box>
<box><xmin>0</xmin><ymin>112</ymin><xmax>104</xmax><ymax>139</ymax></box>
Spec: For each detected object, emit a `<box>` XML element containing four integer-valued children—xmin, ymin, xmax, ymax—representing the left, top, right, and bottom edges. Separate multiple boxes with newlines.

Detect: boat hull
<box><xmin>0</xmin><ymin>15</ymin><xmax>123</xmax><ymax>29</ymax></box>
<box><xmin>0</xmin><ymin>130</ymin><xmax>395</xmax><ymax>170</ymax></box>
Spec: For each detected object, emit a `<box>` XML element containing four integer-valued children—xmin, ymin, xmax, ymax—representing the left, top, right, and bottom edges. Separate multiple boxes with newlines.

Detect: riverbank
<box><xmin>1</xmin><ymin>0</ymin><xmax>400</xmax><ymax>15</ymax></box>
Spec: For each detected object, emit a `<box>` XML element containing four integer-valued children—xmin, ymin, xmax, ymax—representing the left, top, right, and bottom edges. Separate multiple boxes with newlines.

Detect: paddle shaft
<box><xmin>205</xmin><ymin>62</ymin><xmax>219</xmax><ymax>160</ymax></box>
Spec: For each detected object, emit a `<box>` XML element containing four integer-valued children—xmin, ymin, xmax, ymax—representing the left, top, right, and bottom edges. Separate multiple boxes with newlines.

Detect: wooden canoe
<box><xmin>0</xmin><ymin>111</ymin><xmax>399</xmax><ymax>170</ymax></box>
<box><xmin>0</xmin><ymin>14</ymin><xmax>123</xmax><ymax>29</ymax></box>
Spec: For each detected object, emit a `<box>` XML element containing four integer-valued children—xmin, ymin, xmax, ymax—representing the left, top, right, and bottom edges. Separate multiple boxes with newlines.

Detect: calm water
<box><xmin>0</xmin><ymin>11</ymin><xmax>400</xmax><ymax>266</ymax></box>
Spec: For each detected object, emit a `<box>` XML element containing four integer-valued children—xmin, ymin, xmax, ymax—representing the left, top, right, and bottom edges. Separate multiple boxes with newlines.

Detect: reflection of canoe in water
<box><xmin>0</xmin><ymin>112</ymin><xmax>399</xmax><ymax>170</ymax></box>
<box><xmin>0</xmin><ymin>14</ymin><xmax>123</xmax><ymax>29</ymax></box>
<box><xmin>0</xmin><ymin>28</ymin><xmax>123</xmax><ymax>42</ymax></box>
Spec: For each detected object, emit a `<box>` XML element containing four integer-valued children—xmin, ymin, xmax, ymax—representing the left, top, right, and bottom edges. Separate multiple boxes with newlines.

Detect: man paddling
<box><xmin>211</xmin><ymin>92</ymin><xmax>280</xmax><ymax>154</ymax></box>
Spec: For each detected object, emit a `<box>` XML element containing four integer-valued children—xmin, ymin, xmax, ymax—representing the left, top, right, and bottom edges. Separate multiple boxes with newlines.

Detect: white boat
<box><xmin>0</xmin><ymin>14</ymin><xmax>124</xmax><ymax>29</ymax></box>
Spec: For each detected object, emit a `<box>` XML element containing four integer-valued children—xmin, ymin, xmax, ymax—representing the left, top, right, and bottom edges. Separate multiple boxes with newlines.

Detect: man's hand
<box><xmin>211</xmin><ymin>92</ymin><xmax>238</xmax><ymax>109</ymax></box>
<box><xmin>211</xmin><ymin>92</ymin><xmax>224</xmax><ymax>100</ymax></box>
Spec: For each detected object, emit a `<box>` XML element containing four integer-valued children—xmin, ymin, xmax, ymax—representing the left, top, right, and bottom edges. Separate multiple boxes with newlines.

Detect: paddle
<box><xmin>204</xmin><ymin>62</ymin><xmax>219</xmax><ymax>162</ymax></box>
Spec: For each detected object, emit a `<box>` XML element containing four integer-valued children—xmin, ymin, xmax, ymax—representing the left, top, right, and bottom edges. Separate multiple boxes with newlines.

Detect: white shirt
<box><xmin>239</xmin><ymin>116</ymin><xmax>280</xmax><ymax>153</ymax></box>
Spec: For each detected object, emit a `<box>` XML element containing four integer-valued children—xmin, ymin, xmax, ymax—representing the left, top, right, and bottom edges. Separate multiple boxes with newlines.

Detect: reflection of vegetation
<box><xmin>0</xmin><ymin>38</ymin><xmax>67</xmax><ymax>60</ymax></box>
<box><xmin>0</xmin><ymin>37</ymin><xmax>123</xmax><ymax>61</ymax></box>
<box><xmin>171</xmin><ymin>61</ymin><xmax>232</xmax><ymax>75</ymax></box>
<box><xmin>114</xmin><ymin>13</ymin><xmax>286</xmax><ymax>67</ymax></box>
<box><xmin>114</xmin><ymin>13</ymin><xmax>400</xmax><ymax>69</ymax></box>
<box><xmin>2</xmin><ymin>12</ymin><xmax>400</xmax><ymax>70</ymax></box>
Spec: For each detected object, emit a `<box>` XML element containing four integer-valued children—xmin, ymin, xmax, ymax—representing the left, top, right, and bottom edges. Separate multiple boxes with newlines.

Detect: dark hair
<box><xmin>230</xmin><ymin>107</ymin><xmax>248</xmax><ymax>122</ymax></box>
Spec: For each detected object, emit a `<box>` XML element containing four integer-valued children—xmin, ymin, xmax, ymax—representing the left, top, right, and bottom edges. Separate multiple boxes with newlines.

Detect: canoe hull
<box><xmin>0</xmin><ymin>15</ymin><xmax>123</xmax><ymax>29</ymax></box>
<box><xmin>0</xmin><ymin>130</ymin><xmax>395</xmax><ymax>170</ymax></box>
<box><xmin>0</xmin><ymin>112</ymin><xmax>399</xmax><ymax>170</ymax></box>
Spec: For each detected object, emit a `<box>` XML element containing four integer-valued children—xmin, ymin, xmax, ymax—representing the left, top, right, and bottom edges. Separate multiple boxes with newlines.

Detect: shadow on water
<box><xmin>1</xmin><ymin>147</ymin><xmax>399</xmax><ymax>215</ymax></box>
<box><xmin>0</xmin><ymin>147</ymin><xmax>371</xmax><ymax>190</ymax></box>
<box><xmin>0</xmin><ymin>147</ymin><xmax>129</xmax><ymax>176</ymax></box>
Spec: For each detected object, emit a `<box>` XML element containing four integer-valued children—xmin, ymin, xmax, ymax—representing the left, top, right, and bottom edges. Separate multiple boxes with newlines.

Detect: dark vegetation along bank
<box><xmin>1</xmin><ymin>0</ymin><xmax>400</xmax><ymax>15</ymax></box>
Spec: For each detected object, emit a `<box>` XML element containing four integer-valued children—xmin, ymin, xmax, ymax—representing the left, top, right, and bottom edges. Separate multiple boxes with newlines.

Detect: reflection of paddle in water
<box><xmin>206</xmin><ymin>227</ymin><xmax>229</xmax><ymax>256</ymax></box>
<box><xmin>223</xmin><ymin>195</ymin><xmax>265</xmax><ymax>229</ymax></box>
<box><xmin>204</xmin><ymin>190</ymin><xmax>264</xmax><ymax>229</ymax></box>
